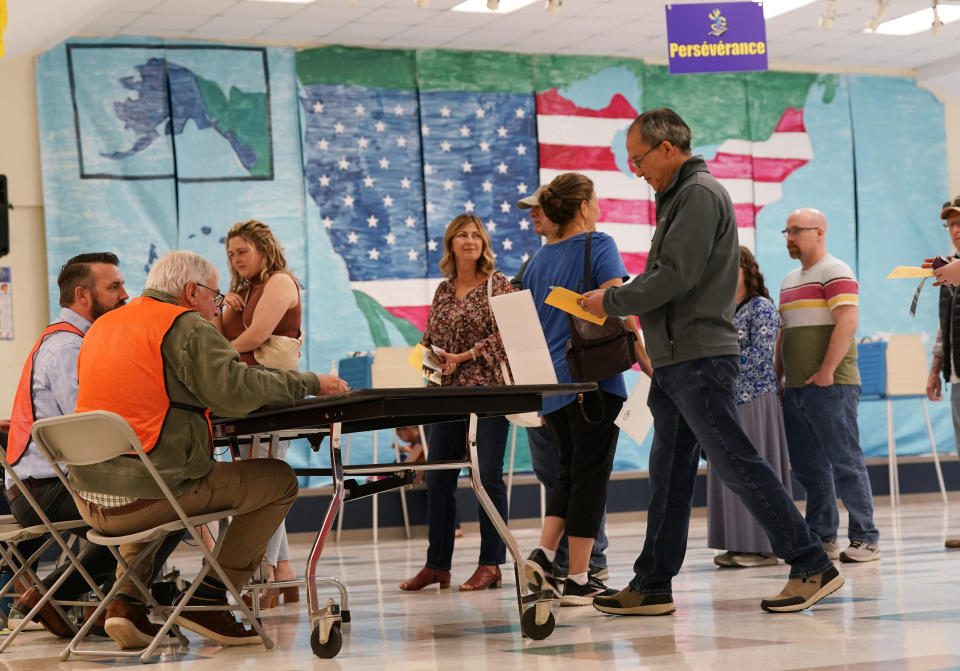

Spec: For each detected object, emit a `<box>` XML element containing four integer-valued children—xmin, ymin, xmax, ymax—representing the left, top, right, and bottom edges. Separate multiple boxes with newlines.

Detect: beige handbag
<box><xmin>253</xmin><ymin>333</ymin><xmax>303</xmax><ymax>370</ymax></box>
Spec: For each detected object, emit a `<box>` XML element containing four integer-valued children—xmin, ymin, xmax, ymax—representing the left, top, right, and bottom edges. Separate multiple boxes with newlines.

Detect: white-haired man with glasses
<box><xmin>926</xmin><ymin>197</ymin><xmax>960</xmax><ymax>548</ymax></box>
<box><xmin>68</xmin><ymin>250</ymin><xmax>347</xmax><ymax>649</ymax></box>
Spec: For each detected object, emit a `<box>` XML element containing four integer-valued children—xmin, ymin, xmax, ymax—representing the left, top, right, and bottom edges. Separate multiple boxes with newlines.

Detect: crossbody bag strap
<box><xmin>582</xmin><ymin>231</ymin><xmax>594</xmax><ymax>292</ymax></box>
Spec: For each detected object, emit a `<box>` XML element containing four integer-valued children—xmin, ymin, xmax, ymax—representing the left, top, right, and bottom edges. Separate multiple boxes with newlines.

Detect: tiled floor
<box><xmin>5</xmin><ymin>498</ymin><xmax>960</xmax><ymax>669</ymax></box>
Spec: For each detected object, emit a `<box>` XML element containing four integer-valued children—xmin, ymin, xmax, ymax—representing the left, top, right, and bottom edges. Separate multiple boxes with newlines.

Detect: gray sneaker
<box><xmin>713</xmin><ymin>551</ymin><xmax>736</xmax><ymax>568</ymax></box>
<box><xmin>822</xmin><ymin>537</ymin><xmax>840</xmax><ymax>560</ymax></box>
<box><xmin>729</xmin><ymin>552</ymin><xmax>778</xmax><ymax>568</ymax></box>
<box><xmin>839</xmin><ymin>540</ymin><xmax>880</xmax><ymax>563</ymax></box>
<box><xmin>588</xmin><ymin>564</ymin><xmax>609</xmax><ymax>581</ymax></box>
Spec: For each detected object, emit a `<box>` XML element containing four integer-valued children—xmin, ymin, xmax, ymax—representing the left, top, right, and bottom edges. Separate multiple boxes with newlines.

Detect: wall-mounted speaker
<box><xmin>0</xmin><ymin>175</ymin><xmax>8</xmax><ymax>258</ymax></box>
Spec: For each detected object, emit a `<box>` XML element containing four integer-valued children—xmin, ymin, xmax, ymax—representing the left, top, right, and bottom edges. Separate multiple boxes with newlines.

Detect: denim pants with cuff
<box><xmin>631</xmin><ymin>356</ymin><xmax>832</xmax><ymax>595</ymax></box>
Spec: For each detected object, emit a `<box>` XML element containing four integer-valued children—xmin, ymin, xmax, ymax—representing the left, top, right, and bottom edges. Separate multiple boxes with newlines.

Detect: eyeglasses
<box><xmin>630</xmin><ymin>140</ymin><xmax>663</xmax><ymax>170</ymax></box>
<box><xmin>780</xmin><ymin>226</ymin><xmax>820</xmax><ymax>238</ymax></box>
<box><xmin>943</xmin><ymin>197</ymin><xmax>960</xmax><ymax>210</ymax></box>
<box><xmin>943</xmin><ymin>220</ymin><xmax>960</xmax><ymax>230</ymax></box>
<box><xmin>197</xmin><ymin>283</ymin><xmax>225</xmax><ymax>308</ymax></box>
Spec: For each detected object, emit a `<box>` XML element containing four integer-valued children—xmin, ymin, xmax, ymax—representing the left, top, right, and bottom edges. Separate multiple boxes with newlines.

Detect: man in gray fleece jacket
<box><xmin>581</xmin><ymin>108</ymin><xmax>841</xmax><ymax>616</ymax></box>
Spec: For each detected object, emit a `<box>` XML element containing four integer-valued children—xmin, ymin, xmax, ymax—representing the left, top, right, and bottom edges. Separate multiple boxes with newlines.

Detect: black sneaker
<box><xmin>524</xmin><ymin>549</ymin><xmax>561</xmax><ymax>598</ymax></box>
<box><xmin>560</xmin><ymin>576</ymin><xmax>617</xmax><ymax>606</ymax></box>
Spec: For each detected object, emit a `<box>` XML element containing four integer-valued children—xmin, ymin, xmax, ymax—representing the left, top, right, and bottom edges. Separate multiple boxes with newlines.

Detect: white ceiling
<box><xmin>7</xmin><ymin>0</ymin><xmax>960</xmax><ymax>89</ymax></box>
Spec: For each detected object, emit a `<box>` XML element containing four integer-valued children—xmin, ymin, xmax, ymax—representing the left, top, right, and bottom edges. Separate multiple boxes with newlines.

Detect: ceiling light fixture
<box><xmin>819</xmin><ymin>0</ymin><xmax>837</xmax><ymax>30</ymax></box>
<box><xmin>761</xmin><ymin>0</ymin><xmax>818</xmax><ymax>20</ymax></box>
<box><xmin>249</xmin><ymin>0</ymin><xmax>317</xmax><ymax>3</ymax></box>
<box><xmin>871</xmin><ymin>1</ymin><xmax>960</xmax><ymax>34</ymax></box>
<box><xmin>866</xmin><ymin>0</ymin><xmax>890</xmax><ymax>30</ymax></box>
<box><xmin>415</xmin><ymin>0</ymin><xmax>430</xmax><ymax>6</ymax></box>
<box><xmin>451</xmin><ymin>0</ymin><xmax>537</xmax><ymax>13</ymax></box>
<box><xmin>932</xmin><ymin>0</ymin><xmax>946</xmax><ymax>33</ymax></box>
<box><xmin>546</xmin><ymin>0</ymin><xmax>562</xmax><ymax>14</ymax></box>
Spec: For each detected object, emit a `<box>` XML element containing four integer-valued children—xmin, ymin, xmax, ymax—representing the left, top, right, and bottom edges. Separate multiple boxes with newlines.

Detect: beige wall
<box><xmin>0</xmin><ymin>51</ymin><xmax>47</xmax><ymax>415</ymax></box>
<box><xmin>0</xmin><ymin>51</ymin><xmax>959</xmax><ymax>415</ymax></box>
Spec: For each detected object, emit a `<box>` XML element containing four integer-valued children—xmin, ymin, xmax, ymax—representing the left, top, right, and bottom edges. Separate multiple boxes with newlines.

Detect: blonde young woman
<box><xmin>399</xmin><ymin>213</ymin><xmax>515</xmax><ymax>592</ymax></box>
<box><xmin>218</xmin><ymin>219</ymin><xmax>302</xmax><ymax>608</ymax></box>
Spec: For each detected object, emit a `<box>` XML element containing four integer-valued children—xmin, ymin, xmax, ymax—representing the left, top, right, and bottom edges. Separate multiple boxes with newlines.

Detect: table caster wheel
<box><xmin>311</xmin><ymin>623</ymin><xmax>343</xmax><ymax>658</ymax></box>
<box><xmin>520</xmin><ymin>604</ymin><xmax>555</xmax><ymax>641</ymax></box>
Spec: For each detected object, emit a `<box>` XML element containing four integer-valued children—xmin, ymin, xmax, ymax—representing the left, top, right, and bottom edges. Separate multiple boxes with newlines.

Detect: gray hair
<box><xmin>144</xmin><ymin>250</ymin><xmax>219</xmax><ymax>297</ymax></box>
<box><xmin>628</xmin><ymin>108</ymin><xmax>692</xmax><ymax>153</ymax></box>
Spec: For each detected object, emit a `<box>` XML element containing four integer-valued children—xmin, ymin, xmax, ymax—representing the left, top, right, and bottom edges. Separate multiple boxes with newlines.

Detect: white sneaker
<box><xmin>839</xmin><ymin>540</ymin><xmax>880</xmax><ymax>563</ymax></box>
<box><xmin>822</xmin><ymin>537</ymin><xmax>840</xmax><ymax>560</ymax></box>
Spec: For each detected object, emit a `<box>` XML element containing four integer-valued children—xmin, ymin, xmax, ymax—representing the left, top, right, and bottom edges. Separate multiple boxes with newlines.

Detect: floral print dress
<box><xmin>421</xmin><ymin>271</ymin><xmax>515</xmax><ymax>387</ymax></box>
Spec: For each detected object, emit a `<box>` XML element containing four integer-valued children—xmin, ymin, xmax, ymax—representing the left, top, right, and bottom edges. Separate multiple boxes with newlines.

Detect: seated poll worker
<box><xmin>5</xmin><ymin>253</ymin><xmax>171</xmax><ymax>639</ymax></box>
<box><xmin>68</xmin><ymin>250</ymin><xmax>348</xmax><ymax>649</ymax></box>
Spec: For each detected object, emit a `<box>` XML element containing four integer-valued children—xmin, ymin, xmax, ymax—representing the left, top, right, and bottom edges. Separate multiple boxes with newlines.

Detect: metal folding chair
<box><xmin>30</xmin><ymin>410</ymin><xmax>274</xmax><ymax>663</ymax></box>
<box><xmin>0</xmin><ymin>445</ymin><xmax>99</xmax><ymax>650</ymax></box>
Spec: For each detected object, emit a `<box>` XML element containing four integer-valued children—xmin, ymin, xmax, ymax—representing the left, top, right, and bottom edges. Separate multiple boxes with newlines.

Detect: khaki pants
<box><xmin>76</xmin><ymin>459</ymin><xmax>299</xmax><ymax>598</ymax></box>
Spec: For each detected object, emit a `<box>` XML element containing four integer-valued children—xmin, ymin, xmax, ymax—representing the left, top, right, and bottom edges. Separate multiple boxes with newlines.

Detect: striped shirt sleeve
<box><xmin>823</xmin><ymin>276</ymin><xmax>858</xmax><ymax>310</ymax></box>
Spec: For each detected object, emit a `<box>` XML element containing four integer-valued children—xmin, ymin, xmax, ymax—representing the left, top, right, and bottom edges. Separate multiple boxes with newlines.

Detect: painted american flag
<box><xmin>301</xmin><ymin>83</ymin><xmax>541</xmax><ymax>333</ymax></box>
<box><xmin>536</xmin><ymin>88</ymin><xmax>813</xmax><ymax>276</ymax></box>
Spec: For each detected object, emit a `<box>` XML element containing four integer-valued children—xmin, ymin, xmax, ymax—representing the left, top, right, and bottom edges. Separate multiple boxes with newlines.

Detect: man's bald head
<box><xmin>784</xmin><ymin>208</ymin><xmax>828</xmax><ymax>268</ymax></box>
<box><xmin>787</xmin><ymin>208</ymin><xmax>828</xmax><ymax>233</ymax></box>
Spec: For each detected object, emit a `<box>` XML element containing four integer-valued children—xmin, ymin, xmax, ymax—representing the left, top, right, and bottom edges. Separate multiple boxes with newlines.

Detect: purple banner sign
<box><xmin>665</xmin><ymin>2</ymin><xmax>768</xmax><ymax>75</ymax></box>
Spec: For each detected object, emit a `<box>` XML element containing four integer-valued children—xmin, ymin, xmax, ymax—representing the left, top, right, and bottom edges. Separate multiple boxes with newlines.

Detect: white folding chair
<box><xmin>30</xmin><ymin>410</ymin><xmax>274</xmax><ymax>663</ymax></box>
<box><xmin>0</xmin><ymin>445</ymin><xmax>99</xmax><ymax>650</ymax></box>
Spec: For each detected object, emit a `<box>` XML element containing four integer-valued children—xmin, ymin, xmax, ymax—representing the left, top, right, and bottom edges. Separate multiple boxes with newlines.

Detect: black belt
<box><xmin>5</xmin><ymin>476</ymin><xmax>59</xmax><ymax>502</ymax></box>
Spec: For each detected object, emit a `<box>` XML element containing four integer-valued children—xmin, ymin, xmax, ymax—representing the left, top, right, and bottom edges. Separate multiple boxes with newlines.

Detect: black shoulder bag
<box><xmin>565</xmin><ymin>232</ymin><xmax>638</xmax><ymax>422</ymax></box>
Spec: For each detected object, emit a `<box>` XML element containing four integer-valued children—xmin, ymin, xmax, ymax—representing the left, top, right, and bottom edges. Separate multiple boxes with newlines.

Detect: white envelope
<box><xmin>489</xmin><ymin>290</ymin><xmax>557</xmax><ymax>385</ymax></box>
<box><xmin>615</xmin><ymin>373</ymin><xmax>654</xmax><ymax>445</ymax></box>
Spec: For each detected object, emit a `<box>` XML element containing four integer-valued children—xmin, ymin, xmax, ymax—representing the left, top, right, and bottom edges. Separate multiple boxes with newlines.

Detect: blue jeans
<box><xmin>631</xmin><ymin>356</ymin><xmax>831</xmax><ymax>595</ymax></box>
<box><xmin>425</xmin><ymin>417</ymin><xmax>509</xmax><ymax>571</ymax></box>
<box><xmin>782</xmin><ymin>384</ymin><xmax>879</xmax><ymax>545</ymax></box>
<box><xmin>950</xmin><ymin>383</ymin><xmax>960</xmax><ymax>458</ymax></box>
<box><xmin>526</xmin><ymin>424</ymin><xmax>608</xmax><ymax>570</ymax></box>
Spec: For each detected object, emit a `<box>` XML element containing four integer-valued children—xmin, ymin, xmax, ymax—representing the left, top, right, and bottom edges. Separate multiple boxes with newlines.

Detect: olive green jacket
<box><xmin>68</xmin><ymin>289</ymin><xmax>321</xmax><ymax>498</ymax></box>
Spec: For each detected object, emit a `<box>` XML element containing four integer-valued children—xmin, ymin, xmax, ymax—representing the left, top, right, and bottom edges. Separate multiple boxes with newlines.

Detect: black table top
<box><xmin>211</xmin><ymin>383</ymin><xmax>596</xmax><ymax>440</ymax></box>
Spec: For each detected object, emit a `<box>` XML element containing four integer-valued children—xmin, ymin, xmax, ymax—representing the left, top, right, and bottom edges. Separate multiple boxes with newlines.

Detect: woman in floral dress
<box><xmin>707</xmin><ymin>246</ymin><xmax>793</xmax><ymax>568</ymax></box>
<box><xmin>400</xmin><ymin>214</ymin><xmax>515</xmax><ymax>592</ymax></box>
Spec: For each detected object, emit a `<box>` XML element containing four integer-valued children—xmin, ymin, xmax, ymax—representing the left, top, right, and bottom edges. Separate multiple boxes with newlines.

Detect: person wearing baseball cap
<box><xmin>927</xmin><ymin>196</ymin><xmax>960</xmax><ymax>551</ymax></box>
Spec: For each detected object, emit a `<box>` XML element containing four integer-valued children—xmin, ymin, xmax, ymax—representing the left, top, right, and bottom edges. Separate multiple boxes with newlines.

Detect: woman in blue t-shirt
<box><xmin>520</xmin><ymin>172</ymin><xmax>649</xmax><ymax>606</ymax></box>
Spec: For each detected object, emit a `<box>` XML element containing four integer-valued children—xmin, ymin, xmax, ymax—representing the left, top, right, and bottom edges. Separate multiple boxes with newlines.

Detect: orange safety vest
<box><xmin>6</xmin><ymin>322</ymin><xmax>85</xmax><ymax>465</ymax></box>
<box><xmin>75</xmin><ymin>297</ymin><xmax>212</xmax><ymax>454</ymax></box>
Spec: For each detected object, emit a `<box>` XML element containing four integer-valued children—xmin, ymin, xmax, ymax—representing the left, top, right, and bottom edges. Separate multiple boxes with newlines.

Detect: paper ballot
<box><xmin>615</xmin><ymin>373</ymin><xmax>654</xmax><ymax>445</ymax></box>
<box><xmin>544</xmin><ymin>286</ymin><xmax>606</xmax><ymax>325</ymax></box>
<box><xmin>887</xmin><ymin>266</ymin><xmax>933</xmax><ymax>279</ymax></box>
<box><xmin>489</xmin><ymin>290</ymin><xmax>558</xmax><ymax>385</ymax></box>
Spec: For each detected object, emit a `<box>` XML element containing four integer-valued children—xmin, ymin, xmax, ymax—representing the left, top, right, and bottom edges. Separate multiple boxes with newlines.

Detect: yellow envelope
<box><xmin>406</xmin><ymin>343</ymin><xmax>426</xmax><ymax>371</ymax></box>
<box><xmin>886</xmin><ymin>266</ymin><xmax>933</xmax><ymax>279</ymax></box>
<box><xmin>544</xmin><ymin>286</ymin><xmax>606</xmax><ymax>326</ymax></box>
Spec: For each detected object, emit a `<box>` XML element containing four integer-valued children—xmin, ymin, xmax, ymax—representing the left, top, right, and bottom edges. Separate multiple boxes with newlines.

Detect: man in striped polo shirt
<box><xmin>776</xmin><ymin>208</ymin><xmax>880</xmax><ymax>563</ymax></box>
